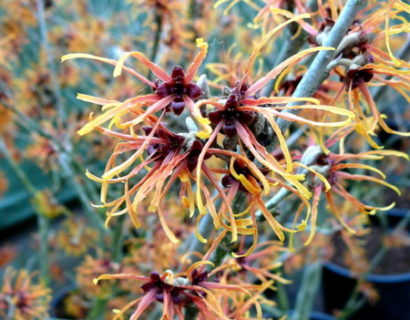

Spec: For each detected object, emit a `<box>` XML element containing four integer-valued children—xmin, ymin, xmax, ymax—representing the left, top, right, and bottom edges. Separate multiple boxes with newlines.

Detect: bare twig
<box><xmin>150</xmin><ymin>10</ymin><xmax>163</xmax><ymax>65</ymax></box>
<box><xmin>35</xmin><ymin>0</ymin><xmax>66</xmax><ymax>122</ymax></box>
<box><xmin>261</xmin><ymin>0</ymin><xmax>319</xmax><ymax>97</ymax></box>
<box><xmin>0</xmin><ymin>140</ymin><xmax>50</xmax><ymax>286</ymax></box>
<box><xmin>277</xmin><ymin>0</ymin><xmax>365</xmax><ymax>132</ymax></box>
<box><xmin>264</xmin><ymin>145</ymin><xmax>323</xmax><ymax>212</ymax></box>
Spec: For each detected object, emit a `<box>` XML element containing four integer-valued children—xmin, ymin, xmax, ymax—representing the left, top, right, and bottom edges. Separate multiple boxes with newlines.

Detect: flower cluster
<box><xmin>1</xmin><ymin>0</ymin><xmax>408</xmax><ymax>319</ymax></box>
<box><xmin>57</xmin><ymin>2</ymin><xmax>410</xmax><ymax>315</ymax></box>
<box><xmin>63</xmin><ymin>35</ymin><xmax>356</xmax><ymax>246</ymax></box>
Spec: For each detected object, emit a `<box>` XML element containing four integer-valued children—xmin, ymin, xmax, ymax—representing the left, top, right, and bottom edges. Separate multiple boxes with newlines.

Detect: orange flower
<box><xmin>94</xmin><ymin>265</ymin><xmax>271</xmax><ymax>319</ymax></box>
<box><xmin>87</xmin><ymin>123</ymin><xmax>223</xmax><ymax>244</ymax></box>
<box><xmin>0</xmin><ymin>245</ymin><xmax>16</xmax><ymax>268</ymax></box>
<box><xmin>193</xmin><ymin>47</ymin><xmax>354</xmax><ymax>239</ymax></box>
<box><xmin>315</xmin><ymin>1</ymin><xmax>410</xmax><ymax>147</ymax></box>
<box><xmin>61</xmin><ymin>38</ymin><xmax>208</xmax><ymax>136</ymax></box>
<box><xmin>0</xmin><ymin>268</ymin><xmax>51</xmax><ymax>320</ymax></box>
<box><xmin>56</xmin><ymin>217</ymin><xmax>98</xmax><ymax>256</ymax></box>
<box><xmin>302</xmin><ymin>148</ymin><xmax>408</xmax><ymax>244</ymax></box>
<box><xmin>76</xmin><ymin>255</ymin><xmax>121</xmax><ymax>299</ymax></box>
<box><xmin>0</xmin><ymin>171</ymin><xmax>8</xmax><ymax>197</ymax></box>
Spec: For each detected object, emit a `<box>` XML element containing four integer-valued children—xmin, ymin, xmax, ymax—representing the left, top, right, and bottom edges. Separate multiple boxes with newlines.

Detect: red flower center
<box><xmin>154</xmin><ymin>66</ymin><xmax>203</xmax><ymax>115</ymax></box>
<box><xmin>344</xmin><ymin>68</ymin><xmax>374</xmax><ymax>89</ymax></box>
<box><xmin>208</xmin><ymin>94</ymin><xmax>255</xmax><ymax>137</ymax></box>
<box><xmin>145</xmin><ymin>126</ymin><xmax>185</xmax><ymax>160</ymax></box>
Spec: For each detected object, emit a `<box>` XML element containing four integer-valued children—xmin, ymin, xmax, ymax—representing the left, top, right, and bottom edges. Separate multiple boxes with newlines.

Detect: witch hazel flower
<box><xmin>301</xmin><ymin>145</ymin><xmax>409</xmax><ymax>245</ymax></box>
<box><xmin>194</xmin><ymin>46</ymin><xmax>355</xmax><ymax>222</ymax></box>
<box><xmin>86</xmin><ymin>122</ymin><xmax>217</xmax><ymax>243</ymax></box>
<box><xmin>61</xmin><ymin>38</ymin><xmax>209</xmax><ymax>136</ymax></box>
<box><xmin>93</xmin><ymin>265</ymin><xmax>271</xmax><ymax>320</ymax></box>
<box><xmin>314</xmin><ymin>5</ymin><xmax>410</xmax><ymax>147</ymax></box>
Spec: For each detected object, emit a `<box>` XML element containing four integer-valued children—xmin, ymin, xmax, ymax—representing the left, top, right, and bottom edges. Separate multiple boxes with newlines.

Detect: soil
<box><xmin>331</xmin><ymin>227</ymin><xmax>410</xmax><ymax>275</ymax></box>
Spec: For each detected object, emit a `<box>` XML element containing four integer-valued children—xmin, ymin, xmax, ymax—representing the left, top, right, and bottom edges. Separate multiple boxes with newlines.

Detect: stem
<box><xmin>58</xmin><ymin>153</ymin><xmax>107</xmax><ymax>237</ymax></box>
<box><xmin>339</xmin><ymin>246</ymin><xmax>388</xmax><ymax>318</ymax></box>
<box><xmin>264</xmin><ymin>145</ymin><xmax>323</xmax><ymax>212</ymax></box>
<box><xmin>5</xmin><ymin>296</ymin><xmax>16</xmax><ymax>320</ymax></box>
<box><xmin>276</xmin><ymin>281</ymin><xmax>290</xmax><ymax>312</ymax></box>
<box><xmin>112</xmin><ymin>215</ymin><xmax>126</xmax><ymax>262</ymax></box>
<box><xmin>277</xmin><ymin>0</ymin><xmax>365</xmax><ymax>132</ymax></box>
<box><xmin>285</xmin><ymin>126</ymin><xmax>307</xmax><ymax>148</ymax></box>
<box><xmin>149</xmin><ymin>10</ymin><xmax>163</xmax><ymax>66</ymax></box>
<box><xmin>0</xmin><ymin>140</ymin><xmax>50</xmax><ymax>286</ymax></box>
<box><xmin>291</xmin><ymin>259</ymin><xmax>323</xmax><ymax>320</ymax></box>
<box><xmin>85</xmin><ymin>297</ymin><xmax>108</xmax><ymax>320</ymax></box>
<box><xmin>262</xmin><ymin>0</ymin><xmax>318</xmax><ymax>96</ymax></box>
<box><xmin>188</xmin><ymin>0</ymin><xmax>198</xmax><ymax>20</ymax></box>
<box><xmin>35</xmin><ymin>0</ymin><xmax>66</xmax><ymax>123</ymax></box>
<box><xmin>395</xmin><ymin>209</ymin><xmax>410</xmax><ymax>233</ymax></box>
<box><xmin>186</xmin><ymin>212</ymin><xmax>215</xmax><ymax>255</ymax></box>
<box><xmin>210</xmin><ymin>235</ymin><xmax>232</xmax><ymax>267</ymax></box>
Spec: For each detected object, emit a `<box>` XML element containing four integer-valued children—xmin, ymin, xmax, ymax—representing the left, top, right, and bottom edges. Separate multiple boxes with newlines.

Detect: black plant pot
<box><xmin>285</xmin><ymin>311</ymin><xmax>334</xmax><ymax>320</ymax></box>
<box><xmin>385</xmin><ymin>208</ymin><xmax>410</xmax><ymax>230</ymax></box>
<box><xmin>369</xmin><ymin>208</ymin><xmax>410</xmax><ymax>230</ymax></box>
<box><xmin>310</xmin><ymin>311</ymin><xmax>335</xmax><ymax>320</ymax></box>
<box><xmin>323</xmin><ymin>261</ymin><xmax>410</xmax><ymax>320</ymax></box>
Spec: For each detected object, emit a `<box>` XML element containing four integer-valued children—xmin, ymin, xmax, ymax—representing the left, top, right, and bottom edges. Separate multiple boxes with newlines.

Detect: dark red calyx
<box><xmin>221</xmin><ymin>159</ymin><xmax>252</xmax><ymax>189</ymax></box>
<box><xmin>344</xmin><ymin>68</ymin><xmax>373</xmax><ymax>89</ymax></box>
<box><xmin>16</xmin><ymin>291</ymin><xmax>29</xmax><ymax>309</ymax></box>
<box><xmin>144</xmin><ymin>127</ymin><xmax>185</xmax><ymax>159</ymax></box>
<box><xmin>185</xmin><ymin>83</ymin><xmax>202</xmax><ymax>99</ymax></box>
<box><xmin>185</xmin><ymin>140</ymin><xmax>211</xmax><ymax>172</ymax></box>
<box><xmin>170</xmin><ymin>66</ymin><xmax>185</xmax><ymax>83</ymax></box>
<box><xmin>222</xmin><ymin>121</ymin><xmax>237</xmax><ymax>138</ymax></box>
<box><xmin>170</xmin><ymin>97</ymin><xmax>185</xmax><ymax>115</ymax></box>
<box><xmin>154</xmin><ymin>66</ymin><xmax>203</xmax><ymax>115</ymax></box>
<box><xmin>141</xmin><ymin>272</ymin><xmax>172</xmax><ymax>300</ymax></box>
<box><xmin>208</xmin><ymin>94</ymin><xmax>255</xmax><ymax>138</ymax></box>
<box><xmin>233</xmin><ymin>82</ymin><xmax>249</xmax><ymax>98</ymax></box>
<box><xmin>316</xmin><ymin>154</ymin><xmax>331</xmax><ymax>166</ymax></box>
<box><xmin>317</xmin><ymin>17</ymin><xmax>335</xmax><ymax>33</ymax></box>
<box><xmin>169</xmin><ymin>287</ymin><xmax>189</xmax><ymax>305</ymax></box>
<box><xmin>191</xmin><ymin>270</ymin><xmax>209</xmax><ymax>285</ymax></box>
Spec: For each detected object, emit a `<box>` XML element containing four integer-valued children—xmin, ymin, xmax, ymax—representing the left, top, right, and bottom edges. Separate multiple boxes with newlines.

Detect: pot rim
<box><xmin>310</xmin><ymin>311</ymin><xmax>335</xmax><ymax>320</ymax></box>
<box><xmin>288</xmin><ymin>311</ymin><xmax>334</xmax><ymax>320</ymax></box>
<box><xmin>325</xmin><ymin>261</ymin><xmax>410</xmax><ymax>283</ymax></box>
<box><xmin>387</xmin><ymin>208</ymin><xmax>409</xmax><ymax>217</ymax></box>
